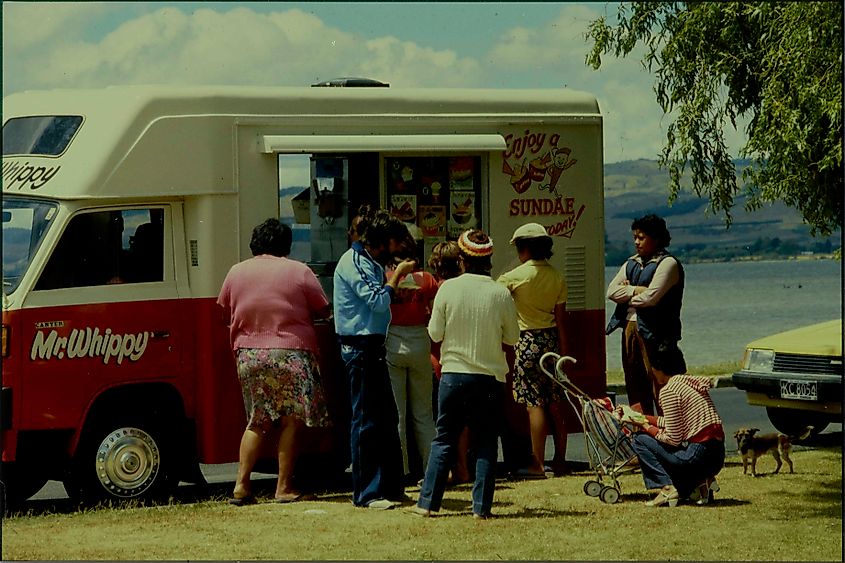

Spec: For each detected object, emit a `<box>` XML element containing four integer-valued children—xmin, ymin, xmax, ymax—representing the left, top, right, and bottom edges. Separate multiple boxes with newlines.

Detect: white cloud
<box><xmin>2</xmin><ymin>5</ymin><xmax>483</xmax><ymax>92</ymax></box>
<box><xmin>3</xmin><ymin>2</ymin><xmax>111</xmax><ymax>50</ymax></box>
<box><xmin>2</xmin><ymin>2</ymin><xmax>746</xmax><ymax>163</ymax></box>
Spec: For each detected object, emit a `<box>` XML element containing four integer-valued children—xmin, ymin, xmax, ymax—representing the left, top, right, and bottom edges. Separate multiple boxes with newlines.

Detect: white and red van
<box><xmin>2</xmin><ymin>82</ymin><xmax>606</xmax><ymax>505</ymax></box>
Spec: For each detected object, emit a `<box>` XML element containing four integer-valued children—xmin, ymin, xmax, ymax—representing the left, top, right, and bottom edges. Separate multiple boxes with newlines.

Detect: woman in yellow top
<box><xmin>497</xmin><ymin>223</ymin><xmax>570</xmax><ymax>478</ymax></box>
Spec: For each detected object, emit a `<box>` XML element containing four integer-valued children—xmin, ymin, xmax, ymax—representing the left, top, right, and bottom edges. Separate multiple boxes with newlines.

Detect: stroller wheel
<box><xmin>599</xmin><ymin>486</ymin><xmax>620</xmax><ymax>504</ymax></box>
<box><xmin>583</xmin><ymin>480</ymin><xmax>602</xmax><ymax>497</ymax></box>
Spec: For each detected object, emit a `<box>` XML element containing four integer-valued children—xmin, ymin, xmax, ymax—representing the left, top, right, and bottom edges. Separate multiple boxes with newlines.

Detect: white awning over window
<box><xmin>261</xmin><ymin>134</ymin><xmax>506</xmax><ymax>154</ymax></box>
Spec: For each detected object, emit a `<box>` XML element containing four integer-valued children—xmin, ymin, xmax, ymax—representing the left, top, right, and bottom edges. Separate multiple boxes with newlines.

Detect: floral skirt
<box><xmin>236</xmin><ymin>348</ymin><xmax>331</xmax><ymax>429</ymax></box>
<box><xmin>512</xmin><ymin>328</ymin><xmax>566</xmax><ymax>407</ymax></box>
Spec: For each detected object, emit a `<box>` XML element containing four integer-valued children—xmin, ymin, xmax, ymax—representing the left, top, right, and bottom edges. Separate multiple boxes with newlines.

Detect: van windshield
<box><xmin>2</xmin><ymin>196</ymin><xmax>58</xmax><ymax>295</ymax></box>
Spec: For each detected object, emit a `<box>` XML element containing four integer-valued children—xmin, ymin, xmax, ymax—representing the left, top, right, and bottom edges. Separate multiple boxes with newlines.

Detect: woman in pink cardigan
<box><xmin>217</xmin><ymin>218</ymin><xmax>332</xmax><ymax>505</ymax></box>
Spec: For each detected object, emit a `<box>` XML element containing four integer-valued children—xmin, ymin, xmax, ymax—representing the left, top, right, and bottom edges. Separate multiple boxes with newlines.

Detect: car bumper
<box><xmin>732</xmin><ymin>370</ymin><xmax>842</xmax><ymax>415</ymax></box>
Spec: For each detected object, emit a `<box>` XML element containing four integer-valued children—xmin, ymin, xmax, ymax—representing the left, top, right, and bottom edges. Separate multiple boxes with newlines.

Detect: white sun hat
<box><xmin>509</xmin><ymin>222</ymin><xmax>550</xmax><ymax>244</ymax></box>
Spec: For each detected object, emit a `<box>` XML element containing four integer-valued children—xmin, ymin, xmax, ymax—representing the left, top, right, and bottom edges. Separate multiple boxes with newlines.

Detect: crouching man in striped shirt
<box><xmin>621</xmin><ymin>344</ymin><xmax>725</xmax><ymax>507</ymax></box>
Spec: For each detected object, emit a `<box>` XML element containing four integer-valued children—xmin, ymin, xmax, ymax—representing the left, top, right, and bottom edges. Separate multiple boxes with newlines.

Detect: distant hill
<box><xmin>603</xmin><ymin>159</ymin><xmax>841</xmax><ymax>264</ymax></box>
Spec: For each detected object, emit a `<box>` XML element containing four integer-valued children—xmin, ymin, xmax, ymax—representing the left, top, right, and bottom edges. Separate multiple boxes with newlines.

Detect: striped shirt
<box><xmin>653</xmin><ymin>375</ymin><xmax>724</xmax><ymax>446</ymax></box>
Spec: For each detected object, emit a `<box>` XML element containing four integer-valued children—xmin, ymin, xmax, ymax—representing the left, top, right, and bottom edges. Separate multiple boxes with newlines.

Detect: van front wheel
<box><xmin>66</xmin><ymin>420</ymin><xmax>175</xmax><ymax>503</ymax></box>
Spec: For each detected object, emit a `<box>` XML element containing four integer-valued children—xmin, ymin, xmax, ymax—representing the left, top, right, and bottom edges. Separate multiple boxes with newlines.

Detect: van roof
<box><xmin>4</xmin><ymin>84</ymin><xmax>600</xmax><ymax>119</ymax></box>
<box><xmin>2</xmin><ymin>85</ymin><xmax>600</xmax><ymax>200</ymax></box>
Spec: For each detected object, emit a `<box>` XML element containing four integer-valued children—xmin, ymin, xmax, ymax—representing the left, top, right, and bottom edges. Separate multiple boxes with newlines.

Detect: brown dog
<box><xmin>734</xmin><ymin>427</ymin><xmax>813</xmax><ymax>476</ymax></box>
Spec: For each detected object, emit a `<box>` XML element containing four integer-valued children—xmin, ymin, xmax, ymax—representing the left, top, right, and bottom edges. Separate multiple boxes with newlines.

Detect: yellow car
<box><xmin>732</xmin><ymin>319</ymin><xmax>842</xmax><ymax>435</ymax></box>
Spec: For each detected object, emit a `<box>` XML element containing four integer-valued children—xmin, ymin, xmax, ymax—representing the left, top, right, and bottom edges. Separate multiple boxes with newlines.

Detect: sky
<box><xmin>2</xmin><ymin>1</ymin><xmax>748</xmax><ymax>164</ymax></box>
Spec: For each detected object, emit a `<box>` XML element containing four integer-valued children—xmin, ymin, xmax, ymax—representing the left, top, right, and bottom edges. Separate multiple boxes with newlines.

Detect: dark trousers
<box><xmin>622</xmin><ymin>321</ymin><xmax>660</xmax><ymax>416</ymax></box>
<box><xmin>339</xmin><ymin>335</ymin><xmax>405</xmax><ymax>506</ymax></box>
<box><xmin>633</xmin><ymin>433</ymin><xmax>725</xmax><ymax>498</ymax></box>
<box><xmin>418</xmin><ymin>373</ymin><xmax>502</xmax><ymax>517</ymax></box>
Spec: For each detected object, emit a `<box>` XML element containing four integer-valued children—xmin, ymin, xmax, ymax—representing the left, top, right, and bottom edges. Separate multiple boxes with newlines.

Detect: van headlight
<box><xmin>743</xmin><ymin>349</ymin><xmax>774</xmax><ymax>372</ymax></box>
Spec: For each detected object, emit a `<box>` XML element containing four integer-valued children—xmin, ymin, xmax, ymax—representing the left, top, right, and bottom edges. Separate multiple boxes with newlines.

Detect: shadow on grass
<box><xmin>399</xmin><ymin>497</ymin><xmax>591</xmax><ymax>519</ymax></box>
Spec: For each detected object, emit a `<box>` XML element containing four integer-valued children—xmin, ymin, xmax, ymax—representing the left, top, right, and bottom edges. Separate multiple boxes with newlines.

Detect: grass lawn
<box><xmin>605</xmin><ymin>361</ymin><xmax>741</xmax><ymax>387</ymax></box>
<box><xmin>3</xmin><ymin>444</ymin><xmax>841</xmax><ymax>560</ymax></box>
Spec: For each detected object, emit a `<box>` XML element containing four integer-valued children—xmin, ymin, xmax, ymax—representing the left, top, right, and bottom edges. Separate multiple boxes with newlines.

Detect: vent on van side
<box><xmin>190</xmin><ymin>240</ymin><xmax>199</xmax><ymax>267</ymax></box>
<box><xmin>311</xmin><ymin>77</ymin><xmax>389</xmax><ymax>87</ymax></box>
<box><xmin>563</xmin><ymin>245</ymin><xmax>586</xmax><ymax>311</ymax></box>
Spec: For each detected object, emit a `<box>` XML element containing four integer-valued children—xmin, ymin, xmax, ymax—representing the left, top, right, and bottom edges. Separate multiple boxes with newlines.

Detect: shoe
<box><xmin>690</xmin><ymin>477</ymin><xmax>720</xmax><ymax>505</ymax></box>
<box><xmin>387</xmin><ymin>493</ymin><xmax>414</xmax><ymax>505</ymax></box>
<box><xmin>645</xmin><ymin>486</ymin><xmax>679</xmax><ymax>507</ymax></box>
<box><xmin>227</xmin><ymin>494</ymin><xmax>257</xmax><ymax>506</ymax></box>
<box><xmin>545</xmin><ymin>461</ymin><xmax>571</xmax><ymax>476</ymax></box>
<box><xmin>473</xmin><ymin>512</ymin><xmax>492</xmax><ymax>520</ymax></box>
<box><xmin>273</xmin><ymin>492</ymin><xmax>316</xmax><ymax>503</ymax></box>
<box><xmin>447</xmin><ymin>471</ymin><xmax>471</xmax><ymax>486</ymax></box>
<box><xmin>698</xmin><ymin>478</ymin><xmax>720</xmax><ymax>506</ymax></box>
<box><xmin>366</xmin><ymin>498</ymin><xmax>398</xmax><ymax>510</ymax></box>
<box><xmin>405</xmin><ymin>505</ymin><xmax>432</xmax><ymax>517</ymax></box>
<box><xmin>512</xmin><ymin>467</ymin><xmax>547</xmax><ymax>480</ymax></box>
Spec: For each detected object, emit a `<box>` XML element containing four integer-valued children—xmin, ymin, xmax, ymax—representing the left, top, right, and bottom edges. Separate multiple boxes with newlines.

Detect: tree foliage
<box><xmin>586</xmin><ymin>2</ymin><xmax>843</xmax><ymax>236</ymax></box>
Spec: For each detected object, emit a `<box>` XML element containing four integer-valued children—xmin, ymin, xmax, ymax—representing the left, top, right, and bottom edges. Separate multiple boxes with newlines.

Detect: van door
<box><xmin>20</xmin><ymin>205</ymin><xmax>186</xmax><ymax>434</ymax></box>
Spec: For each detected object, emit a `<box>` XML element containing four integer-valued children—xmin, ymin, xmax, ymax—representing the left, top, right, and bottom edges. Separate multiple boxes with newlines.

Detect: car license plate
<box><xmin>780</xmin><ymin>380</ymin><xmax>818</xmax><ymax>401</ymax></box>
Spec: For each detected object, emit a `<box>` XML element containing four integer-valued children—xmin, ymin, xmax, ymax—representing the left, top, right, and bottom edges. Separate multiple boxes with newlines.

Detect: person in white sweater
<box><xmin>411</xmin><ymin>229</ymin><xmax>520</xmax><ymax>519</ymax></box>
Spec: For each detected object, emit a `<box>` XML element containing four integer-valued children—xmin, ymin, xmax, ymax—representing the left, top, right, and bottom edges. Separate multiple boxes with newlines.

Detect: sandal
<box><xmin>228</xmin><ymin>494</ymin><xmax>257</xmax><ymax>506</ymax></box>
<box><xmin>273</xmin><ymin>492</ymin><xmax>316</xmax><ymax>503</ymax></box>
<box><xmin>645</xmin><ymin>486</ymin><xmax>678</xmax><ymax>507</ymax></box>
<box><xmin>512</xmin><ymin>468</ymin><xmax>547</xmax><ymax>480</ymax></box>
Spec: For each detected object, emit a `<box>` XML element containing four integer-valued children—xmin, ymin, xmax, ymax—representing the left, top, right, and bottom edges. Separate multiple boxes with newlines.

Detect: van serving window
<box><xmin>262</xmin><ymin>134</ymin><xmax>506</xmax><ymax>153</ymax></box>
<box><xmin>2</xmin><ymin>115</ymin><xmax>83</xmax><ymax>156</ymax></box>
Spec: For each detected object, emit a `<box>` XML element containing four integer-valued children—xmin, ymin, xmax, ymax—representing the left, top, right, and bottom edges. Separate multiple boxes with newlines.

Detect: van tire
<box><xmin>65</xmin><ymin>417</ymin><xmax>176</xmax><ymax>504</ymax></box>
<box><xmin>765</xmin><ymin>407</ymin><xmax>829</xmax><ymax>437</ymax></box>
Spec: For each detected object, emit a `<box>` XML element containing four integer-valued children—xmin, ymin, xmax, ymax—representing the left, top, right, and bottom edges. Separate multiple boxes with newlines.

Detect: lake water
<box><xmin>603</xmin><ymin>259</ymin><xmax>843</xmax><ymax>371</ymax></box>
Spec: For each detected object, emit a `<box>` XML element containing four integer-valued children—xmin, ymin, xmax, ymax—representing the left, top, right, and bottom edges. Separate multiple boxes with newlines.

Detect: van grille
<box><xmin>773</xmin><ymin>353</ymin><xmax>843</xmax><ymax>376</ymax></box>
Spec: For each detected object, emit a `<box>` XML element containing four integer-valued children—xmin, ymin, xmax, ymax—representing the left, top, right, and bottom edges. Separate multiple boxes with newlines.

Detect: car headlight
<box><xmin>743</xmin><ymin>348</ymin><xmax>774</xmax><ymax>372</ymax></box>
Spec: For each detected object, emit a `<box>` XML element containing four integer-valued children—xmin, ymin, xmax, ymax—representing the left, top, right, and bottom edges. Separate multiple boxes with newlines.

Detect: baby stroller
<box><xmin>539</xmin><ymin>352</ymin><xmax>639</xmax><ymax>504</ymax></box>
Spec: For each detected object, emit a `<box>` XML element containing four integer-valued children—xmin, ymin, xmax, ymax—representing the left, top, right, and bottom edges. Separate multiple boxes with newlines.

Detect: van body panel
<box><xmin>18</xmin><ymin>298</ymin><xmax>188</xmax><ymax>429</ymax></box>
<box><xmin>2</xmin><ymin>85</ymin><xmax>605</xmax><ymax>501</ymax></box>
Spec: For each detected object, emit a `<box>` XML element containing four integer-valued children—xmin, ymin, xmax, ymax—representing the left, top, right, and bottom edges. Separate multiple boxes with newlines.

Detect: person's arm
<box><xmin>427</xmin><ymin>290</ymin><xmax>446</xmax><ymax>344</ymax></box>
<box><xmin>385</xmin><ymin>259</ymin><xmax>416</xmax><ymax>291</ymax></box>
<box><xmin>554</xmin><ymin>302</ymin><xmax>569</xmax><ymax>357</ymax></box>
<box><xmin>501</xmin><ymin>292</ymin><xmax>521</xmax><ymax>348</ymax></box>
<box><xmin>347</xmin><ymin>253</ymin><xmax>398</xmax><ymax>312</ymax></box>
<box><xmin>648</xmin><ymin>389</ymin><xmax>684</xmax><ymax>445</ymax></box>
<box><xmin>302</xmin><ymin>266</ymin><xmax>332</xmax><ymax>320</ymax></box>
<box><xmin>630</xmin><ymin>257</ymin><xmax>680</xmax><ymax>307</ymax></box>
<box><xmin>606</xmin><ymin>263</ymin><xmax>635</xmax><ymax>303</ymax></box>
<box><xmin>216</xmin><ymin>275</ymin><xmax>232</xmax><ymax>326</ymax></box>
<box><xmin>501</xmin><ymin>291</ymin><xmax>520</xmax><ymax>373</ymax></box>
<box><xmin>503</xmin><ymin>344</ymin><xmax>516</xmax><ymax>373</ymax></box>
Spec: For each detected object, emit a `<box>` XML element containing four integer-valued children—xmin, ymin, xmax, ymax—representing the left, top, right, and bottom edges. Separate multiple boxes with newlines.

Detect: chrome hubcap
<box><xmin>95</xmin><ymin>427</ymin><xmax>160</xmax><ymax>498</ymax></box>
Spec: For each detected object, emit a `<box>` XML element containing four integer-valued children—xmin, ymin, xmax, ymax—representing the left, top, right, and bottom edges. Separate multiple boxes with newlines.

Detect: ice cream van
<box><xmin>1</xmin><ymin>81</ymin><xmax>606</xmax><ymax>506</ymax></box>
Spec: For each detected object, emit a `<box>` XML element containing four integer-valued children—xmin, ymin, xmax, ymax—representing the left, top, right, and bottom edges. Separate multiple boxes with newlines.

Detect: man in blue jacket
<box><xmin>333</xmin><ymin>209</ymin><xmax>416</xmax><ymax>509</ymax></box>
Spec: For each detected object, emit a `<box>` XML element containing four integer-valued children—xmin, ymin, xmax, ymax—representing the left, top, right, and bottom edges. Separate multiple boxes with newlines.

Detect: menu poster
<box><xmin>449</xmin><ymin>190</ymin><xmax>477</xmax><ymax>237</ymax></box>
<box><xmin>390</xmin><ymin>194</ymin><xmax>417</xmax><ymax>223</ymax></box>
<box><xmin>418</xmin><ymin>205</ymin><xmax>447</xmax><ymax>238</ymax></box>
<box><xmin>449</xmin><ymin>157</ymin><xmax>475</xmax><ymax>191</ymax></box>
<box><xmin>388</xmin><ymin>160</ymin><xmax>419</xmax><ymax>194</ymax></box>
